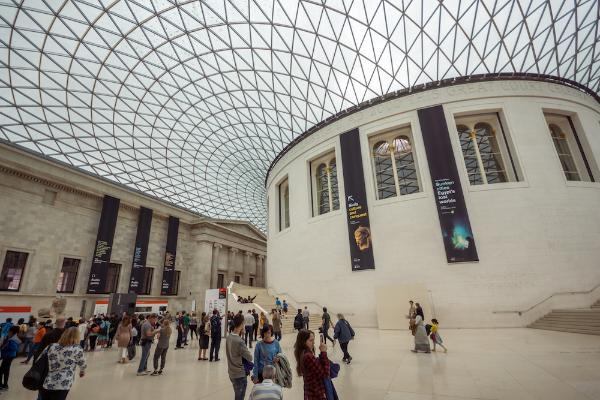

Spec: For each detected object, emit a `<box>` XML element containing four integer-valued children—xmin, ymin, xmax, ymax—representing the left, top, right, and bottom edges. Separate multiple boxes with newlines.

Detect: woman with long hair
<box><xmin>151</xmin><ymin>319</ymin><xmax>172</xmax><ymax>375</ymax></box>
<box><xmin>293</xmin><ymin>329</ymin><xmax>329</xmax><ymax>399</ymax></box>
<box><xmin>40</xmin><ymin>327</ymin><xmax>86</xmax><ymax>400</ymax></box>
<box><xmin>115</xmin><ymin>315</ymin><xmax>132</xmax><ymax>363</ymax></box>
<box><xmin>197</xmin><ymin>312</ymin><xmax>209</xmax><ymax>361</ymax></box>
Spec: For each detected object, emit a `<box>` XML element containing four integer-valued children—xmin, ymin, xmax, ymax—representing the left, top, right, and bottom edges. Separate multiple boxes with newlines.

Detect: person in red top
<box><xmin>294</xmin><ymin>329</ymin><xmax>330</xmax><ymax>400</ymax></box>
<box><xmin>21</xmin><ymin>321</ymin><xmax>45</xmax><ymax>364</ymax></box>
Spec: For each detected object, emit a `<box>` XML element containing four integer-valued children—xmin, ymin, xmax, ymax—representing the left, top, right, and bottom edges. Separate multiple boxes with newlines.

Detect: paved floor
<box><xmin>3</xmin><ymin>328</ymin><xmax>600</xmax><ymax>400</ymax></box>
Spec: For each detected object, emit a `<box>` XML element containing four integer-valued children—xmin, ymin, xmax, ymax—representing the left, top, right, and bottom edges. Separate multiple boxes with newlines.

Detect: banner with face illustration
<box><xmin>340</xmin><ymin>128</ymin><xmax>375</xmax><ymax>271</ymax></box>
<box><xmin>418</xmin><ymin>105</ymin><xmax>479</xmax><ymax>263</ymax></box>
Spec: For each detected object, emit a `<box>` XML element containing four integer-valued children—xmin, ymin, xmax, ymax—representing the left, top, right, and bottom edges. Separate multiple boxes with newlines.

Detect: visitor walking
<box><xmin>245</xmin><ymin>310</ymin><xmax>255</xmax><ymax>349</ymax></box>
<box><xmin>282</xmin><ymin>300</ymin><xmax>288</xmax><ymax>316</ymax></box>
<box><xmin>415</xmin><ymin>302</ymin><xmax>424</xmax><ymax>319</ymax></box>
<box><xmin>209</xmin><ymin>309</ymin><xmax>222</xmax><ymax>362</ymax></box>
<box><xmin>197</xmin><ymin>312</ymin><xmax>209</xmax><ymax>360</ymax></box>
<box><xmin>294</xmin><ymin>310</ymin><xmax>304</xmax><ymax>331</ymax></box>
<box><xmin>249</xmin><ymin>365</ymin><xmax>283</xmax><ymax>400</ymax></box>
<box><xmin>115</xmin><ymin>315</ymin><xmax>132</xmax><ymax>364</ymax></box>
<box><xmin>411</xmin><ymin>314</ymin><xmax>430</xmax><ymax>353</ymax></box>
<box><xmin>226</xmin><ymin>313</ymin><xmax>253</xmax><ymax>400</ymax></box>
<box><xmin>23</xmin><ymin>321</ymin><xmax>45</xmax><ymax>364</ymax></box>
<box><xmin>175</xmin><ymin>312</ymin><xmax>184</xmax><ymax>349</ymax></box>
<box><xmin>252</xmin><ymin>324</ymin><xmax>282</xmax><ymax>383</ymax></box>
<box><xmin>302</xmin><ymin>307</ymin><xmax>310</xmax><ymax>329</ymax></box>
<box><xmin>294</xmin><ymin>329</ymin><xmax>330</xmax><ymax>399</ymax></box>
<box><xmin>34</xmin><ymin>317</ymin><xmax>66</xmax><ymax>360</ymax></box>
<box><xmin>137</xmin><ymin>314</ymin><xmax>160</xmax><ymax>375</ymax></box>
<box><xmin>252</xmin><ymin>309</ymin><xmax>259</xmax><ymax>341</ymax></box>
<box><xmin>151</xmin><ymin>319</ymin><xmax>172</xmax><ymax>375</ymax></box>
<box><xmin>275</xmin><ymin>297</ymin><xmax>282</xmax><ymax>312</ymax></box>
<box><xmin>189</xmin><ymin>312</ymin><xmax>198</xmax><ymax>341</ymax></box>
<box><xmin>321</xmin><ymin>307</ymin><xmax>335</xmax><ymax>345</ymax></box>
<box><xmin>259</xmin><ymin>311</ymin><xmax>269</xmax><ymax>331</ymax></box>
<box><xmin>40</xmin><ymin>327</ymin><xmax>86</xmax><ymax>400</ymax></box>
<box><xmin>430</xmin><ymin>319</ymin><xmax>447</xmax><ymax>353</ymax></box>
<box><xmin>272</xmin><ymin>311</ymin><xmax>282</xmax><ymax>341</ymax></box>
<box><xmin>333</xmin><ymin>313</ymin><xmax>355</xmax><ymax>364</ymax></box>
<box><xmin>21</xmin><ymin>320</ymin><xmax>36</xmax><ymax>359</ymax></box>
<box><xmin>77</xmin><ymin>319</ymin><xmax>87</xmax><ymax>349</ymax></box>
<box><xmin>0</xmin><ymin>326</ymin><xmax>20</xmax><ymax>391</ymax></box>
<box><xmin>0</xmin><ymin>318</ymin><xmax>13</xmax><ymax>344</ymax></box>
<box><xmin>87</xmin><ymin>321</ymin><xmax>99</xmax><ymax>351</ymax></box>
<box><xmin>182</xmin><ymin>311</ymin><xmax>190</xmax><ymax>345</ymax></box>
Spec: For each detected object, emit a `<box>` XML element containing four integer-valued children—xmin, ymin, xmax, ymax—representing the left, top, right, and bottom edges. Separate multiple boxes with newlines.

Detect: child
<box><xmin>0</xmin><ymin>326</ymin><xmax>21</xmax><ymax>390</ymax></box>
<box><xmin>430</xmin><ymin>319</ymin><xmax>447</xmax><ymax>353</ymax></box>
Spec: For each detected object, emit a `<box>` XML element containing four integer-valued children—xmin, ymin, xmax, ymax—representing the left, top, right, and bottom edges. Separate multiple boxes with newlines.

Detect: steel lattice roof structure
<box><xmin>1</xmin><ymin>0</ymin><xmax>599</xmax><ymax>230</ymax></box>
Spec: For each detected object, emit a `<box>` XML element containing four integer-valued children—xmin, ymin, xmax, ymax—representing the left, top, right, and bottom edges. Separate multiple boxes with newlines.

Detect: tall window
<box><xmin>234</xmin><ymin>275</ymin><xmax>241</xmax><ymax>284</ymax></box>
<box><xmin>249</xmin><ymin>276</ymin><xmax>254</xmax><ymax>287</ymax></box>
<box><xmin>217</xmin><ymin>273</ymin><xmax>224</xmax><ymax>288</ymax></box>
<box><xmin>56</xmin><ymin>258</ymin><xmax>80</xmax><ymax>293</ymax></box>
<box><xmin>141</xmin><ymin>267</ymin><xmax>153</xmax><ymax>295</ymax></box>
<box><xmin>455</xmin><ymin>113</ymin><xmax>520</xmax><ymax>185</ymax></box>
<box><xmin>370</xmin><ymin>127</ymin><xmax>421</xmax><ymax>199</ymax></box>
<box><xmin>106</xmin><ymin>263</ymin><xmax>121</xmax><ymax>293</ymax></box>
<box><xmin>311</xmin><ymin>153</ymin><xmax>340</xmax><ymax>216</ymax></box>
<box><xmin>544</xmin><ymin>114</ymin><xmax>595</xmax><ymax>182</ymax></box>
<box><xmin>171</xmin><ymin>270</ymin><xmax>180</xmax><ymax>295</ymax></box>
<box><xmin>278</xmin><ymin>178</ymin><xmax>290</xmax><ymax>231</ymax></box>
<box><xmin>0</xmin><ymin>251</ymin><xmax>28</xmax><ymax>291</ymax></box>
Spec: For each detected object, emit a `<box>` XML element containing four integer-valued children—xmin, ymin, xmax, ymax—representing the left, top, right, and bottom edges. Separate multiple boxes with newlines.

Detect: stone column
<box><xmin>243</xmin><ymin>251</ymin><xmax>252</xmax><ymax>285</ymax></box>
<box><xmin>256</xmin><ymin>255</ymin><xmax>265</xmax><ymax>287</ymax></box>
<box><xmin>228</xmin><ymin>248</ymin><xmax>239</xmax><ymax>285</ymax></box>
<box><xmin>262</xmin><ymin>255</ymin><xmax>267</xmax><ymax>288</ymax></box>
<box><xmin>188</xmin><ymin>240</ymin><xmax>213</xmax><ymax>306</ymax></box>
<box><xmin>211</xmin><ymin>243</ymin><xmax>222</xmax><ymax>288</ymax></box>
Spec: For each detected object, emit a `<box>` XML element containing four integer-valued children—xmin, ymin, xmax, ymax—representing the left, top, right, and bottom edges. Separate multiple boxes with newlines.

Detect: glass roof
<box><xmin>1</xmin><ymin>0</ymin><xmax>598</xmax><ymax>230</ymax></box>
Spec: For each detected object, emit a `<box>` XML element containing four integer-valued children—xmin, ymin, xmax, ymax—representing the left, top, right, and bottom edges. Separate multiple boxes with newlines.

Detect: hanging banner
<box><xmin>87</xmin><ymin>195</ymin><xmax>120</xmax><ymax>294</ymax></box>
<box><xmin>128</xmin><ymin>207</ymin><xmax>153</xmax><ymax>293</ymax></box>
<box><xmin>418</xmin><ymin>105</ymin><xmax>479</xmax><ymax>263</ymax></box>
<box><xmin>339</xmin><ymin>128</ymin><xmax>375</xmax><ymax>271</ymax></box>
<box><xmin>161</xmin><ymin>216</ymin><xmax>180</xmax><ymax>295</ymax></box>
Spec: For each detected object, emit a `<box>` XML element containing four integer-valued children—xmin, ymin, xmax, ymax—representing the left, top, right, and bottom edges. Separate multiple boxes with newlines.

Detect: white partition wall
<box><xmin>266</xmin><ymin>80</ymin><xmax>600</xmax><ymax>329</ymax></box>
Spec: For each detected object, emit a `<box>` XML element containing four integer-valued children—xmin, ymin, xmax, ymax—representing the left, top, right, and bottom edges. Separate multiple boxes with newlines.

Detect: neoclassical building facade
<box><xmin>0</xmin><ymin>143</ymin><xmax>266</xmax><ymax>318</ymax></box>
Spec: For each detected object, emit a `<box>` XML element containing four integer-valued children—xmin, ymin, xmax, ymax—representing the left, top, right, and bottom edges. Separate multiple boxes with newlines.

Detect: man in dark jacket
<box><xmin>209</xmin><ymin>310</ymin><xmax>222</xmax><ymax>362</ymax></box>
<box><xmin>33</xmin><ymin>317</ymin><xmax>66</xmax><ymax>360</ymax></box>
<box><xmin>251</xmin><ymin>309</ymin><xmax>259</xmax><ymax>341</ymax></box>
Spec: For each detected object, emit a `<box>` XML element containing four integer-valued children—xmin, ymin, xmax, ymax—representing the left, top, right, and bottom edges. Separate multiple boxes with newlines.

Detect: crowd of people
<box><xmin>0</xmin><ymin>299</ymin><xmax>447</xmax><ymax>399</ymax></box>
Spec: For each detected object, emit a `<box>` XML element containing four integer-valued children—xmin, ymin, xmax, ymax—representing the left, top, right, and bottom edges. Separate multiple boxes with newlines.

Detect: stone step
<box><xmin>529</xmin><ymin>325</ymin><xmax>600</xmax><ymax>335</ymax></box>
<box><xmin>540</xmin><ymin>318</ymin><xmax>600</xmax><ymax>326</ymax></box>
<box><xmin>549</xmin><ymin>308</ymin><xmax>600</xmax><ymax>314</ymax></box>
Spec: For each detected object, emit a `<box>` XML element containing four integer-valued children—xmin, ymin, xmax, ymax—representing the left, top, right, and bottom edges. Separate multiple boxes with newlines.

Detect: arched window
<box><xmin>548</xmin><ymin>123</ymin><xmax>580</xmax><ymax>181</ymax></box>
<box><xmin>370</xmin><ymin>128</ymin><xmax>421</xmax><ymax>200</ymax></box>
<box><xmin>316</xmin><ymin>163</ymin><xmax>330</xmax><ymax>214</ymax></box>
<box><xmin>455</xmin><ymin>113</ymin><xmax>519</xmax><ymax>185</ymax></box>
<box><xmin>311</xmin><ymin>153</ymin><xmax>340</xmax><ymax>216</ymax></box>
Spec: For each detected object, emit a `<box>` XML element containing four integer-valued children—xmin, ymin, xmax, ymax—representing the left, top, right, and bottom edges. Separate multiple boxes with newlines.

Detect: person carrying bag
<box><xmin>22</xmin><ymin>350</ymin><xmax>48</xmax><ymax>390</ymax></box>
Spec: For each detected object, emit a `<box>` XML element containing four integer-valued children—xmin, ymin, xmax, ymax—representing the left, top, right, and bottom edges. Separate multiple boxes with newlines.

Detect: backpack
<box><xmin>425</xmin><ymin>324</ymin><xmax>432</xmax><ymax>335</ymax></box>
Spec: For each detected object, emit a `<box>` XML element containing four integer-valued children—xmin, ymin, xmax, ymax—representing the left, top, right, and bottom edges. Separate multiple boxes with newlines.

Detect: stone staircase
<box><xmin>230</xmin><ymin>283</ymin><xmax>321</xmax><ymax>334</ymax></box>
<box><xmin>529</xmin><ymin>300</ymin><xmax>600</xmax><ymax>335</ymax></box>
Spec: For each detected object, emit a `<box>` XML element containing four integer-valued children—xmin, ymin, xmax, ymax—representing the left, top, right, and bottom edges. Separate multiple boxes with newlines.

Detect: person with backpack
<box><xmin>333</xmin><ymin>313</ymin><xmax>355</xmax><ymax>364</ymax></box>
<box><xmin>0</xmin><ymin>326</ymin><xmax>21</xmax><ymax>391</ymax></box>
<box><xmin>197</xmin><ymin>312</ymin><xmax>209</xmax><ymax>361</ymax></box>
<box><xmin>252</xmin><ymin>324</ymin><xmax>282</xmax><ymax>383</ymax></box>
<box><xmin>0</xmin><ymin>318</ymin><xmax>13</xmax><ymax>344</ymax></box>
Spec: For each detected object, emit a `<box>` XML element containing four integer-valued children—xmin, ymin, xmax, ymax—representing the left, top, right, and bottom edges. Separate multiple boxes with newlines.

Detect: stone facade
<box><xmin>0</xmin><ymin>144</ymin><xmax>266</xmax><ymax>319</ymax></box>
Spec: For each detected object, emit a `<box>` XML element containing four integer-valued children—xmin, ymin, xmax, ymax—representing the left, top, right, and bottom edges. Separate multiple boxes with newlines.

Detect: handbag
<box><xmin>22</xmin><ymin>351</ymin><xmax>48</xmax><ymax>390</ymax></box>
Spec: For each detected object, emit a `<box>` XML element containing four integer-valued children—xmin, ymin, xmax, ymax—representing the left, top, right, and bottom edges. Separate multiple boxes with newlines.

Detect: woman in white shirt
<box><xmin>41</xmin><ymin>327</ymin><xmax>86</xmax><ymax>400</ymax></box>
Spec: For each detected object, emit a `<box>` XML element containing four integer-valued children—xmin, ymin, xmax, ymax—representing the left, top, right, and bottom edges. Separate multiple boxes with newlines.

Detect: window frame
<box><xmin>217</xmin><ymin>273</ymin><xmax>225</xmax><ymax>289</ymax></box>
<box><xmin>140</xmin><ymin>267</ymin><xmax>154</xmax><ymax>295</ymax></box>
<box><xmin>368</xmin><ymin>125</ymin><xmax>423</xmax><ymax>201</ymax></box>
<box><xmin>106</xmin><ymin>262</ymin><xmax>121</xmax><ymax>293</ymax></box>
<box><xmin>453</xmin><ymin>112</ymin><xmax>520</xmax><ymax>186</ymax></box>
<box><xmin>310</xmin><ymin>151</ymin><xmax>340</xmax><ymax>217</ymax></box>
<box><xmin>278</xmin><ymin>177</ymin><xmax>290</xmax><ymax>231</ymax></box>
<box><xmin>544</xmin><ymin>112</ymin><xmax>596</xmax><ymax>183</ymax></box>
<box><xmin>0</xmin><ymin>250</ymin><xmax>30</xmax><ymax>292</ymax></box>
<box><xmin>56</xmin><ymin>257</ymin><xmax>81</xmax><ymax>294</ymax></box>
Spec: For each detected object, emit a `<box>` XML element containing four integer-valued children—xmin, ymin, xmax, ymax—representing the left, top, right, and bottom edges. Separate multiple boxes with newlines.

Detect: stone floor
<box><xmin>4</xmin><ymin>328</ymin><xmax>600</xmax><ymax>400</ymax></box>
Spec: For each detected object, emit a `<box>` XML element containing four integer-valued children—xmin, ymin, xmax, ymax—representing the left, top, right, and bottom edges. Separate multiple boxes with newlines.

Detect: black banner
<box><xmin>340</xmin><ymin>128</ymin><xmax>375</xmax><ymax>271</ymax></box>
<box><xmin>128</xmin><ymin>207</ymin><xmax>153</xmax><ymax>294</ymax></box>
<box><xmin>161</xmin><ymin>216</ymin><xmax>179</xmax><ymax>295</ymax></box>
<box><xmin>87</xmin><ymin>195</ymin><xmax>120</xmax><ymax>294</ymax></box>
<box><xmin>418</xmin><ymin>105</ymin><xmax>479</xmax><ymax>263</ymax></box>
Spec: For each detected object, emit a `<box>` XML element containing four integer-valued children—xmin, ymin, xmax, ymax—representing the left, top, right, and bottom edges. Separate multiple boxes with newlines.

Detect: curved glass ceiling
<box><xmin>1</xmin><ymin>0</ymin><xmax>598</xmax><ymax>230</ymax></box>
